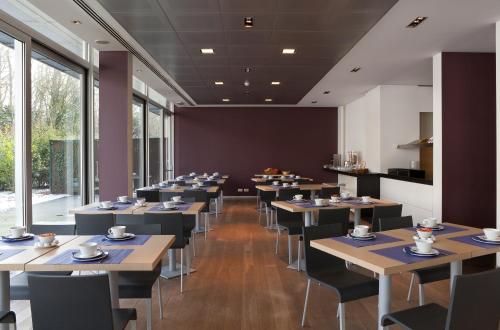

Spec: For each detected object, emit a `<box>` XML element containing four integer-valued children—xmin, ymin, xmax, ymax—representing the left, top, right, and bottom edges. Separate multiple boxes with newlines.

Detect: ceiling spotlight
<box><xmin>244</xmin><ymin>17</ymin><xmax>254</xmax><ymax>28</ymax></box>
<box><xmin>214</xmin><ymin>81</ymin><xmax>224</xmax><ymax>85</ymax></box>
<box><xmin>407</xmin><ymin>16</ymin><xmax>427</xmax><ymax>28</ymax></box>
<box><xmin>243</xmin><ymin>80</ymin><xmax>250</xmax><ymax>87</ymax></box>
<box><xmin>271</xmin><ymin>81</ymin><xmax>281</xmax><ymax>86</ymax></box>
<box><xmin>200</xmin><ymin>48</ymin><xmax>215</xmax><ymax>54</ymax></box>
<box><xmin>265</xmin><ymin>98</ymin><xmax>273</xmax><ymax>102</ymax></box>
<box><xmin>282</xmin><ymin>48</ymin><xmax>296</xmax><ymax>55</ymax></box>
<box><xmin>244</xmin><ymin>67</ymin><xmax>251</xmax><ymax>73</ymax></box>
<box><xmin>222</xmin><ymin>98</ymin><xmax>230</xmax><ymax>102</ymax></box>
<box><xmin>95</xmin><ymin>40</ymin><xmax>110</xmax><ymax>45</ymax></box>
<box><xmin>311</xmin><ymin>101</ymin><xmax>318</xmax><ymax>104</ymax></box>
<box><xmin>350</xmin><ymin>67</ymin><xmax>361</xmax><ymax>73</ymax></box>
<box><xmin>323</xmin><ymin>90</ymin><xmax>330</xmax><ymax>94</ymax></box>
<box><xmin>71</xmin><ymin>20</ymin><xmax>82</xmax><ymax>25</ymax></box>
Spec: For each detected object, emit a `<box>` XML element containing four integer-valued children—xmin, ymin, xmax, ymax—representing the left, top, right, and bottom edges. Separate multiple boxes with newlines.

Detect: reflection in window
<box><xmin>93</xmin><ymin>79</ymin><xmax>99</xmax><ymax>201</ymax></box>
<box><xmin>148</xmin><ymin>103</ymin><xmax>162</xmax><ymax>184</ymax></box>
<box><xmin>132</xmin><ymin>97</ymin><xmax>144</xmax><ymax>190</ymax></box>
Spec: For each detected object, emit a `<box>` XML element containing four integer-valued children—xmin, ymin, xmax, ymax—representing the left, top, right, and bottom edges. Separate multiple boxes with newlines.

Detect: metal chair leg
<box><xmin>301</xmin><ymin>279</ymin><xmax>311</xmax><ymax>327</ymax></box>
<box><xmin>146</xmin><ymin>298</ymin><xmax>152</xmax><ymax>330</ymax></box>
<box><xmin>192</xmin><ymin>230</ymin><xmax>196</xmax><ymax>257</ymax></box>
<box><xmin>287</xmin><ymin>235</ymin><xmax>293</xmax><ymax>264</ymax></box>
<box><xmin>339</xmin><ymin>303</ymin><xmax>346</xmax><ymax>330</ymax></box>
<box><xmin>214</xmin><ymin>199</ymin><xmax>218</xmax><ymax>219</ymax></box>
<box><xmin>275</xmin><ymin>228</ymin><xmax>280</xmax><ymax>255</ymax></box>
<box><xmin>204</xmin><ymin>213</ymin><xmax>208</xmax><ymax>240</ymax></box>
<box><xmin>407</xmin><ymin>273</ymin><xmax>415</xmax><ymax>302</ymax></box>
<box><xmin>130</xmin><ymin>320</ymin><xmax>137</xmax><ymax>330</ymax></box>
<box><xmin>418</xmin><ymin>283</ymin><xmax>425</xmax><ymax>306</ymax></box>
<box><xmin>157</xmin><ymin>279</ymin><xmax>163</xmax><ymax>319</ymax></box>
<box><xmin>297</xmin><ymin>239</ymin><xmax>301</xmax><ymax>271</ymax></box>
<box><xmin>180</xmin><ymin>248</ymin><xmax>184</xmax><ymax>293</ymax></box>
<box><xmin>186</xmin><ymin>244</ymin><xmax>192</xmax><ymax>276</ymax></box>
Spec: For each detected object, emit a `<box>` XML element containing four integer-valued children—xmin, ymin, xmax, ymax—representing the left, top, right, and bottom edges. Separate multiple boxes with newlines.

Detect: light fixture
<box><xmin>311</xmin><ymin>101</ymin><xmax>318</xmax><ymax>104</ymax></box>
<box><xmin>243</xmin><ymin>80</ymin><xmax>250</xmax><ymax>87</ymax></box>
<box><xmin>323</xmin><ymin>90</ymin><xmax>330</xmax><ymax>94</ymax></box>
<box><xmin>222</xmin><ymin>98</ymin><xmax>230</xmax><ymax>102</ymax></box>
<box><xmin>95</xmin><ymin>40</ymin><xmax>110</xmax><ymax>45</ymax></box>
<box><xmin>350</xmin><ymin>67</ymin><xmax>361</xmax><ymax>73</ymax></box>
<box><xmin>244</xmin><ymin>67</ymin><xmax>251</xmax><ymax>73</ymax></box>
<box><xmin>214</xmin><ymin>81</ymin><xmax>224</xmax><ymax>85</ymax></box>
<box><xmin>71</xmin><ymin>20</ymin><xmax>82</xmax><ymax>25</ymax></box>
<box><xmin>244</xmin><ymin>17</ymin><xmax>254</xmax><ymax>28</ymax></box>
<box><xmin>406</xmin><ymin>16</ymin><xmax>427</xmax><ymax>28</ymax></box>
<box><xmin>271</xmin><ymin>81</ymin><xmax>281</xmax><ymax>86</ymax></box>
<box><xmin>265</xmin><ymin>98</ymin><xmax>273</xmax><ymax>102</ymax></box>
<box><xmin>200</xmin><ymin>48</ymin><xmax>215</xmax><ymax>54</ymax></box>
<box><xmin>282</xmin><ymin>48</ymin><xmax>296</xmax><ymax>55</ymax></box>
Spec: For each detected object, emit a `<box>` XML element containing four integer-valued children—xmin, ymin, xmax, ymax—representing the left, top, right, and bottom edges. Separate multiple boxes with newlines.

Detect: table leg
<box><xmin>378</xmin><ymin>274</ymin><xmax>391</xmax><ymax>330</ymax></box>
<box><xmin>106</xmin><ymin>271</ymin><xmax>120</xmax><ymax>308</ymax></box>
<box><xmin>354</xmin><ymin>209</ymin><xmax>361</xmax><ymax>226</ymax></box>
<box><xmin>450</xmin><ymin>260</ymin><xmax>462</xmax><ymax>292</ymax></box>
<box><xmin>169</xmin><ymin>249</ymin><xmax>177</xmax><ymax>272</ymax></box>
<box><xmin>161</xmin><ymin>249</ymin><xmax>195</xmax><ymax>279</ymax></box>
<box><xmin>304</xmin><ymin>211</ymin><xmax>312</xmax><ymax>227</ymax></box>
<box><xmin>193</xmin><ymin>213</ymin><xmax>206</xmax><ymax>233</ymax></box>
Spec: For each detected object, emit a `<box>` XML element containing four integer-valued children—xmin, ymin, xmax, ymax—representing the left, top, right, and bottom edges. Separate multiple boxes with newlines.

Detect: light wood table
<box><xmin>26</xmin><ymin>235</ymin><xmax>174</xmax><ymax>308</ymax></box>
<box><xmin>157</xmin><ymin>186</ymin><xmax>219</xmax><ymax>194</ymax></box>
<box><xmin>69</xmin><ymin>202</ymin><xmax>139</xmax><ymax>215</ymax></box>
<box><xmin>256</xmin><ymin>183</ymin><xmax>336</xmax><ymax>193</ymax></box>
<box><xmin>251</xmin><ymin>177</ymin><xmax>313</xmax><ymax>183</ymax></box>
<box><xmin>254</xmin><ymin>173</ymin><xmax>295</xmax><ymax>178</ymax></box>
<box><xmin>310</xmin><ymin>223</ymin><xmax>495</xmax><ymax>329</ymax></box>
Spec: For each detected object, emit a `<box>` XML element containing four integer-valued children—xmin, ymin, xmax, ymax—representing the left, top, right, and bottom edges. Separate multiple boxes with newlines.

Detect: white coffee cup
<box><xmin>193</xmin><ymin>177</ymin><xmax>199</xmax><ymax>182</ymax></box>
<box><xmin>108</xmin><ymin>226</ymin><xmax>126</xmax><ymax>238</ymax></box>
<box><xmin>37</xmin><ymin>233</ymin><xmax>55</xmax><ymax>245</ymax></box>
<box><xmin>340</xmin><ymin>192</ymin><xmax>351</xmax><ymax>199</ymax></box>
<box><xmin>292</xmin><ymin>182</ymin><xmax>299</xmax><ymax>187</ymax></box>
<box><xmin>295</xmin><ymin>175</ymin><xmax>301</xmax><ymax>179</ymax></box>
<box><xmin>163</xmin><ymin>201</ymin><xmax>175</xmax><ymax>209</ymax></box>
<box><xmin>171</xmin><ymin>183</ymin><xmax>179</xmax><ymax>189</ymax></box>
<box><xmin>294</xmin><ymin>194</ymin><xmax>303</xmax><ymax>201</ymax></box>
<box><xmin>483</xmin><ymin>228</ymin><xmax>500</xmax><ymax>240</ymax></box>
<box><xmin>314</xmin><ymin>198</ymin><xmax>326</xmax><ymax>206</ymax></box>
<box><xmin>136</xmin><ymin>198</ymin><xmax>146</xmax><ymax>206</ymax></box>
<box><xmin>273</xmin><ymin>181</ymin><xmax>280</xmax><ymax>185</ymax></box>
<box><xmin>282</xmin><ymin>183</ymin><xmax>290</xmax><ymax>187</ymax></box>
<box><xmin>416</xmin><ymin>228</ymin><xmax>433</xmax><ymax>240</ymax></box>
<box><xmin>118</xmin><ymin>196</ymin><xmax>128</xmax><ymax>203</ymax></box>
<box><xmin>422</xmin><ymin>217</ymin><xmax>438</xmax><ymax>228</ymax></box>
<box><xmin>330</xmin><ymin>196</ymin><xmax>340</xmax><ymax>203</ymax></box>
<box><xmin>9</xmin><ymin>226</ymin><xmax>25</xmax><ymax>238</ymax></box>
<box><xmin>415</xmin><ymin>238</ymin><xmax>433</xmax><ymax>253</ymax></box>
<box><xmin>361</xmin><ymin>196</ymin><xmax>370</xmax><ymax>203</ymax></box>
<box><xmin>353</xmin><ymin>225</ymin><xmax>369</xmax><ymax>237</ymax></box>
<box><xmin>100</xmin><ymin>201</ymin><xmax>112</xmax><ymax>209</ymax></box>
<box><xmin>79</xmin><ymin>242</ymin><xmax>98</xmax><ymax>258</ymax></box>
<box><xmin>172</xmin><ymin>196</ymin><xmax>182</xmax><ymax>202</ymax></box>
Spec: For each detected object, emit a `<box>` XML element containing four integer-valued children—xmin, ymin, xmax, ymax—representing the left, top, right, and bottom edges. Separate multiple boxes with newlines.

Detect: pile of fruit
<box><xmin>263</xmin><ymin>167</ymin><xmax>280</xmax><ymax>175</ymax></box>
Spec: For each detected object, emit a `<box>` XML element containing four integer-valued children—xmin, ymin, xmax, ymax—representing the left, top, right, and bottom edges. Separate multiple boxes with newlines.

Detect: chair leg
<box><xmin>407</xmin><ymin>273</ymin><xmax>415</xmax><ymax>302</ymax></box>
<box><xmin>146</xmin><ymin>298</ymin><xmax>152</xmax><ymax>330</ymax></box>
<box><xmin>301</xmin><ymin>279</ymin><xmax>311</xmax><ymax>327</ymax></box>
<box><xmin>338</xmin><ymin>303</ymin><xmax>346</xmax><ymax>330</ymax></box>
<box><xmin>157</xmin><ymin>279</ymin><xmax>163</xmax><ymax>319</ymax></box>
<box><xmin>180</xmin><ymin>248</ymin><xmax>184</xmax><ymax>293</ymax></box>
<box><xmin>265</xmin><ymin>205</ymin><xmax>269</xmax><ymax>227</ymax></box>
<box><xmin>258</xmin><ymin>203</ymin><xmax>262</xmax><ymax>224</ymax></box>
<box><xmin>275</xmin><ymin>227</ymin><xmax>280</xmax><ymax>255</ymax></box>
<box><xmin>297</xmin><ymin>238</ymin><xmax>301</xmax><ymax>272</ymax></box>
<box><xmin>214</xmin><ymin>199</ymin><xmax>218</xmax><ymax>219</ymax></box>
<box><xmin>418</xmin><ymin>284</ymin><xmax>425</xmax><ymax>306</ymax></box>
<box><xmin>287</xmin><ymin>235</ymin><xmax>293</xmax><ymax>265</ymax></box>
<box><xmin>186</xmin><ymin>244</ymin><xmax>192</xmax><ymax>276</ymax></box>
<box><xmin>204</xmin><ymin>213</ymin><xmax>208</xmax><ymax>240</ymax></box>
<box><xmin>192</xmin><ymin>231</ymin><xmax>196</xmax><ymax>257</ymax></box>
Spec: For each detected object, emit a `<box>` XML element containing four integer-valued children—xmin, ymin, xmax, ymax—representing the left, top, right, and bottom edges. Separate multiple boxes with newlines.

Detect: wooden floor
<box><xmin>14</xmin><ymin>199</ymin><xmax>457</xmax><ymax>329</ymax></box>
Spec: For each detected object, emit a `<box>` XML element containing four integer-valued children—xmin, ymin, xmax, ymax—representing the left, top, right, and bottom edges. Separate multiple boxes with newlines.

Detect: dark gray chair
<box><xmin>118</xmin><ymin>224</ymin><xmax>162</xmax><ymax>330</ymax></box>
<box><xmin>75</xmin><ymin>213</ymin><xmax>115</xmax><ymax>235</ymax></box>
<box><xmin>275</xmin><ymin>188</ymin><xmax>303</xmax><ymax>270</ymax></box>
<box><xmin>382</xmin><ymin>267</ymin><xmax>500</xmax><ymax>330</ymax></box>
<box><xmin>167</xmin><ymin>180</ymin><xmax>186</xmax><ymax>186</ymax></box>
<box><xmin>378</xmin><ymin>215</ymin><xmax>413</xmax><ymax>231</ymax></box>
<box><xmin>160</xmin><ymin>191</ymin><xmax>183</xmax><ymax>202</ymax></box>
<box><xmin>258</xmin><ymin>190</ymin><xmax>276</xmax><ymax>227</ymax></box>
<box><xmin>371</xmin><ymin>204</ymin><xmax>403</xmax><ymax>232</ymax></box>
<box><xmin>182</xmin><ymin>190</ymin><xmax>210</xmax><ymax>239</ymax></box>
<box><xmin>30</xmin><ymin>224</ymin><xmax>75</xmax><ymax>235</ymax></box>
<box><xmin>301</xmin><ymin>224</ymin><xmax>379</xmax><ymax>328</ymax></box>
<box><xmin>277</xmin><ymin>188</ymin><xmax>301</xmax><ymax>201</ymax></box>
<box><xmin>115</xmin><ymin>214</ymin><xmax>144</xmax><ymax>226</ymax></box>
<box><xmin>319</xmin><ymin>186</ymin><xmax>340</xmax><ymax>199</ymax></box>
<box><xmin>144</xmin><ymin>213</ymin><xmax>189</xmax><ymax>293</ymax></box>
<box><xmin>318</xmin><ymin>208</ymin><xmax>351</xmax><ymax>235</ymax></box>
<box><xmin>28</xmin><ymin>274</ymin><xmax>137</xmax><ymax>330</ymax></box>
<box><xmin>136</xmin><ymin>189</ymin><xmax>160</xmax><ymax>202</ymax></box>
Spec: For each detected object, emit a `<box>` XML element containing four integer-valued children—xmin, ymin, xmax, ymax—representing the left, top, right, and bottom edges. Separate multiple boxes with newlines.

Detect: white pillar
<box><xmin>495</xmin><ymin>22</ymin><xmax>500</xmax><ymax>266</ymax></box>
<box><xmin>337</xmin><ymin>106</ymin><xmax>346</xmax><ymax>159</ymax></box>
<box><xmin>432</xmin><ymin>53</ymin><xmax>442</xmax><ymax>221</ymax></box>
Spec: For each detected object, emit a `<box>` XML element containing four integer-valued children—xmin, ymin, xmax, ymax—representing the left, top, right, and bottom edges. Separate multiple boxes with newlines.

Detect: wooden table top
<box><xmin>311</xmin><ymin>223</ymin><xmax>495</xmax><ymax>276</ymax></box>
<box><xmin>158</xmin><ymin>186</ymin><xmax>219</xmax><ymax>193</ymax></box>
<box><xmin>69</xmin><ymin>203</ymin><xmax>139</xmax><ymax>215</ymax></box>
<box><xmin>257</xmin><ymin>183</ymin><xmax>337</xmax><ymax>192</ymax></box>
<box><xmin>25</xmin><ymin>235</ymin><xmax>174</xmax><ymax>272</ymax></box>
<box><xmin>131</xmin><ymin>202</ymin><xmax>205</xmax><ymax>215</ymax></box>
<box><xmin>271</xmin><ymin>198</ymin><xmax>397</xmax><ymax>212</ymax></box>
<box><xmin>254</xmin><ymin>174</ymin><xmax>295</xmax><ymax>177</ymax></box>
<box><xmin>251</xmin><ymin>177</ymin><xmax>313</xmax><ymax>183</ymax></box>
<box><xmin>0</xmin><ymin>235</ymin><xmax>78</xmax><ymax>271</ymax></box>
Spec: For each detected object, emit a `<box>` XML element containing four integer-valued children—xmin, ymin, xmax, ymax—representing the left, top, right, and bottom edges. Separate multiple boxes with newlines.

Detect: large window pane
<box><xmin>164</xmin><ymin>114</ymin><xmax>172</xmax><ymax>180</ymax></box>
<box><xmin>93</xmin><ymin>79</ymin><xmax>99</xmax><ymax>201</ymax></box>
<box><xmin>132</xmin><ymin>97</ymin><xmax>144</xmax><ymax>190</ymax></box>
<box><xmin>0</xmin><ymin>31</ymin><xmax>23</xmax><ymax>232</ymax></box>
<box><xmin>148</xmin><ymin>103</ymin><xmax>161</xmax><ymax>184</ymax></box>
<box><xmin>31</xmin><ymin>49</ymin><xmax>83</xmax><ymax>223</ymax></box>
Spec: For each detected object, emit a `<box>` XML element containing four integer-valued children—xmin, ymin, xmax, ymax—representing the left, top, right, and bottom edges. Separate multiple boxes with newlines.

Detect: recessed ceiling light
<box><xmin>406</xmin><ymin>16</ymin><xmax>427</xmax><ymax>28</ymax></box>
<box><xmin>244</xmin><ymin>17</ymin><xmax>253</xmax><ymax>28</ymax></box>
<box><xmin>200</xmin><ymin>48</ymin><xmax>215</xmax><ymax>54</ymax></box>
<box><xmin>214</xmin><ymin>81</ymin><xmax>224</xmax><ymax>85</ymax></box>
<box><xmin>282</xmin><ymin>48</ymin><xmax>296</xmax><ymax>55</ymax></box>
<box><xmin>271</xmin><ymin>81</ymin><xmax>281</xmax><ymax>86</ymax></box>
<box><xmin>311</xmin><ymin>101</ymin><xmax>318</xmax><ymax>104</ymax></box>
<box><xmin>265</xmin><ymin>98</ymin><xmax>273</xmax><ymax>102</ymax></box>
<box><xmin>71</xmin><ymin>20</ymin><xmax>82</xmax><ymax>25</ymax></box>
<box><xmin>95</xmin><ymin>40</ymin><xmax>110</xmax><ymax>45</ymax></box>
<box><xmin>244</xmin><ymin>67</ymin><xmax>251</xmax><ymax>73</ymax></box>
<box><xmin>323</xmin><ymin>90</ymin><xmax>330</xmax><ymax>94</ymax></box>
<box><xmin>350</xmin><ymin>67</ymin><xmax>361</xmax><ymax>73</ymax></box>
<box><xmin>222</xmin><ymin>98</ymin><xmax>230</xmax><ymax>102</ymax></box>
<box><xmin>243</xmin><ymin>80</ymin><xmax>250</xmax><ymax>87</ymax></box>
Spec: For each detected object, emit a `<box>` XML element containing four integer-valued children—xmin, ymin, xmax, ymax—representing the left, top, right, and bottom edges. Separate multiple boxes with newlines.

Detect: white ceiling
<box><xmin>299</xmin><ymin>0</ymin><xmax>500</xmax><ymax>107</ymax></box>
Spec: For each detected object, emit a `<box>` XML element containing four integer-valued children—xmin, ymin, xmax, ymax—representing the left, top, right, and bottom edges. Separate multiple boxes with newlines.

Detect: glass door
<box><xmin>132</xmin><ymin>96</ymin><xmax>145</xmax><ymax>190</ymax></box>
<box><xmin>147</xmin><ymin>103</ymin><xmax>162</xmax><ymax>185</ymax></box>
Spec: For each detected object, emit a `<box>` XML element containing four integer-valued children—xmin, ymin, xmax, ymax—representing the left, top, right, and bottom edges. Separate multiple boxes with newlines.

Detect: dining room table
<box><xmin>251</xmin><ymin>177</ymin><xmax>313</xmax><ymax>183</ymax></box>
<box><xmin>310</xmin><ymin>222</ymin><xmax>500</xmax><ymax>329</ymax></box>
<box><xmin>69</xmin><ymin>200</ymin><xmax>139</xmax><ymax>215</ymax></box>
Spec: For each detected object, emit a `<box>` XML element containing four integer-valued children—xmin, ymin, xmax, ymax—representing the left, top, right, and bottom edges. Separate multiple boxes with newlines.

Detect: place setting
<box><xmin>45</xmin><ymin>241</ymin><xmax>134</xmax><ymax>265</ymax></box>
<box><xmin>334</xmin><ymin>225</ymin><xmax>403</xmax><ymax>248</ymax></box>
<box><xmin>149</xmin><ymin>199</ymin><xmax>193</xmax><ymax>212</ymax></box>
<box><xmin>405</xmin><ymin>217</ymin><xmax>468</xmax><ymax>236</ymax></box>
<box><xmin>85</xmin><ymin>226</ymin><xmax>151</xmax><ymax>246</ymax></box>
<box><xmin>1</xmin><ymin>226</ymin><xmax>35</xmax><ymax>244</ymax></box>
<box><xmin>449</xmin><ymin>228</ymin><xmax>500</xmax><ymax>248</ymax></box>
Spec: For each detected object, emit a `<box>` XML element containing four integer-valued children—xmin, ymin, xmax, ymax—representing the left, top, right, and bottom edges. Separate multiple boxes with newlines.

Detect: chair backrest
<box><xmin>167</xmin><ymin>180</ymin><xmax>186</xmax><ymax>186</ymax></box>
<box><xmin>277</xmin><ymin>188</ymin><xmax>301</xmax><ymax>201</ymax></box>
<box><xmin>446</xmin><ymin>268</ymin><xmax>500</xmax><ymax>330</ymax></box>
<box><xmin>202</xmin><ymin>180</ymin><xmax>218</xmax><ymax>186</ymax></box>
<box><xmin>264</xmin><ymin>180</ymin><xmax>275</xmax><ymax>185</ymax></box>
<box><xmin>182</xmin><ymin>190</ymin><xmax>209</xmax><ymax>212</ymax></box>
<box><xmin>125</xmin><ymin>224</ymin><xmax>162</xmax><ymax>235</ymax></box>
<box><xmin>276</xmin><ymin>208</ymin><xmax>303</xmax><ymax>226</ymax></box>
<box><xmin>28</xmin><ymin>274</ymin><xmax>116</xmax><ymax>330</ymax></box>
<box><xmin>378</xmin><ymin>216</ymin><xmax>413</xmax><ymax>231</ymax></box>
<box><xmin>303</xmin><ymin>224</ymin><xmax>346</xmax><ymax>276</ymax></box>
<box><xmin>115</xmin><ymin>214</ymin><xmax>144</xmax><ymax>226</ymax></box>
<box><xmin>318</xmin><ymin>208</ymin><xmax>351</xmax><ymax>234</ymax></box>
<box><xmin>75</xmin><ymin>213</ymin><xmax>114</xmax><ymax>235</ymax></box>
<box><xmin>30</xmin><ymin>224</ymin><xmax>75</xmax><ymax>235</ymax></box>
<box><xmin>136</xmin><ymin>189</ymin><xmax>160</xmax><ymax>202</ymax></box>
<box><xmin>319</xmin><ymin>187</ymin><xmax>341</xmax><ymax>199</ymax></box>
<box><xmin>144</xmin><ymin>212</ymin><xmax>185</xmax><ymax>248</ymax></box>
<box><xmin>259</xmin><ymin>190</ymin><xmax>276</xmax><ymax>204</ymax></box>
<box><xmin>371</xmin><ymin>204</ymin><xmax>403</xmax><ymax>232</ymax></box>
<box><xmin>160</xmin><ymin>191</ymin><xmax>183</xmax><ymax>202</ymax></box>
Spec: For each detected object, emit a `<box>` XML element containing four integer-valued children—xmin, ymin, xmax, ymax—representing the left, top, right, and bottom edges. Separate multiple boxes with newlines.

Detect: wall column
<box><xmin>98</xmin><ymin>51</ymin><xmax>133</xmax><ymax>200</ymax></box>
<box><xmin>496</xmin><ymin>22</ymin><xmax>500</xmax><ymax>265</ymax></box>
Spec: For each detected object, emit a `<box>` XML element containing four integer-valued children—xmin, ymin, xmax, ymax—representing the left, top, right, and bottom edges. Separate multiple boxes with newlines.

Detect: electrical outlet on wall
<box><xmin>243</xmin><ymin>188</ymin><xmax>249</xmax><ymax>192</ymax></box>
<box><xmin>237</xmin><ymin>188</ymin><xmax>243</xmax><ymax>192</ymax></box>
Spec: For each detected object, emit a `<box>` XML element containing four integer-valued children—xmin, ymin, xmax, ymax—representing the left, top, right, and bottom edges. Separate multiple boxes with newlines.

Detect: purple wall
<box><xmin>98</xmin><ymin>51</ymin><xmax>132</xmax><ymax>201</ymax></box>
<box><xmin>174</xmin><ymin>107</ymin><xmax>338</xmax><ymax>196</ymax></box>
<box><xmin>442</xmin><ymin>53</ymin><xmax>496</xmax><ymax>228</ymax></box>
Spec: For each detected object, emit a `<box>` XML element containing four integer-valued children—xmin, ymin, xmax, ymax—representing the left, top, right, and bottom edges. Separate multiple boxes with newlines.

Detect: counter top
<box><xmin>323</xmin><ymin>166</ymin><xmax>433</xmax><ymax>185</ymax></box>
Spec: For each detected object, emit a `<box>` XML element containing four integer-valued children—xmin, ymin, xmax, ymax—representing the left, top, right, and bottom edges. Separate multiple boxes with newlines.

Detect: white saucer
<box><xmin>349</xmin><ymin>233</ymin><xmax>376</xmax><ymax>240</ymax></box>
<box><xmin>34</xmin><ymin>240</ymin><xmax>59</xmax><ymax>248</ymax></box>
<box><xmin>409</xmin><ymin>246</ymin><xmax>440</xmax><ymax>256</ymax></box>
<box><xmin>72</xmin><ymin>249</ymin><xmax>107</xmax><ymax>261</ymax></box>
<box><xmin>2</xmin><ymin>233</ymin><xmax>34</xmax><ymax>241</ymax></box>
<box><xmin>105</xmin><ymin>233</ymin><xmax>135</xmax><ymax>241</ymax></box>
<box><xmin>478</xmin><ymin>235</ymin><xmax>500</xmax><ymax>242</ymax></box>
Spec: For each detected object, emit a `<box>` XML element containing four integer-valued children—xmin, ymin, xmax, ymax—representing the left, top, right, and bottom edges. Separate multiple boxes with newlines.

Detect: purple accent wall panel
<box><xmin>174</xmin><ymin>107</ymin><xmax>338</xmax><ymax>196</ymax></box>
<box><xmin>442</xmin><ymin>53</ymin><xmax>496</xmax><ymax>228</ymax></box>
<box><xmin>98</xmin><ymin>51</ymin><xmax>132</xmax><ymax>201</ymax></box>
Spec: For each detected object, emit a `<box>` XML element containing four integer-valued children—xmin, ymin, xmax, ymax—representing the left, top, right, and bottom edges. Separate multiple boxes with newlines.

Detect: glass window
<box><xmin>31</xmin><ymin>48</ymin><xmax>83</xmax><ymax>224</ymax></box>
<box><xmin>148</xmin><ymin>87</ymin><xmax>167</xmax><ymax>108</ymax></box>
<box><xmin>0</xmin><ymin>31</ymin><xmax>24</xmax><ymax>232</ymax></box>
<box><xmin>163</xmin><ymin>114</ymin><xmax>172</xmax><ymax>180</ymax></box>
<box><xmin>132</xmin><ymin>97</ymin><xmax>145</xmax><ymax>190</ymax></box>
<box><xmin>148</xmin><ymin>103</ymin><xmax>162</xmax><ymax>184</ymax></box>
<box><xmin>133</xmin><ymin>76</ymin><xmax>146</xmax><ymax>95</ymax></box>
<box><xmin>93</xmin><ymin>79</ymin><xmax>99</xmax><ymax>201</ymax></box>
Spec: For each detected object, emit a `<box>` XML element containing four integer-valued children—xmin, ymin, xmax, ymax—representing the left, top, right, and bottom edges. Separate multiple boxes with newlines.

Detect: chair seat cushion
<box><xmin>412</xmin><ymin>265</ymin><xmax>450</xmax><ymax>284</ymax></box>
<box><xmin>381</xmin><ymin>303</ymin><xmax>448</xmax><ymax>330</ymax></box>
<box><xmin>11</xmin><ymin>271</ymin><xmax>72</xmax><ymax>300</ymax></box>
<box><xmin>309</xmin><ymin>269</ymin><xmax>378</xmax><ymax>303</ymax></box>
<box><xmin>113</xmin><ymin>308</ymin><xmax>137</xmax><ymax>330</ymax></box>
